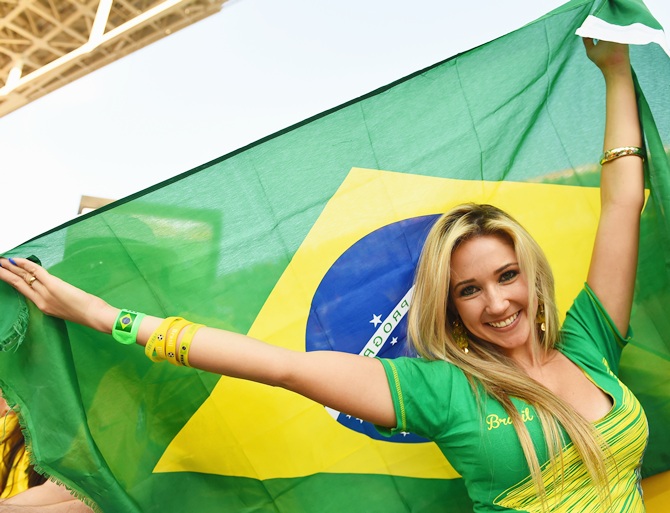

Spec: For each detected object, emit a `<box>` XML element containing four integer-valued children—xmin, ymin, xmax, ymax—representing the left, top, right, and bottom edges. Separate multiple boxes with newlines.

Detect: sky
<box><xmin>1</xmin><ymin>0</ymin><xmax>669</xmax><ymax>252</ymax></box>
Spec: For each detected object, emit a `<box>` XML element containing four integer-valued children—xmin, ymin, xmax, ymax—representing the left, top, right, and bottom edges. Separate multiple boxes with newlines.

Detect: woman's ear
<box><xmin>446</xmin><ymin>303</ymin><xmax>459</xmax><ymax>324</ymax></box>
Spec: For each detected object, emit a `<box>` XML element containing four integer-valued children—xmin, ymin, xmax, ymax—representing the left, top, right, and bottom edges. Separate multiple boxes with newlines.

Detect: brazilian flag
<box><xmin>1</xmin><ymin>0</ymin><xmax>669</xmax><ymax>511</ymax></box>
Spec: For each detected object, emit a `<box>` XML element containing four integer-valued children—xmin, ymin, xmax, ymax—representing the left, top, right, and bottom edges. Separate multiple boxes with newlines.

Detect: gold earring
<box><xmin>536</xmin><ymin>303</ymin><xmax>546</xmax><ymax>333</ymax></box>
<box><xmin>452</xmin><ymin>319</ymin><xmax>469</xmax><ymax>354</ymax></box>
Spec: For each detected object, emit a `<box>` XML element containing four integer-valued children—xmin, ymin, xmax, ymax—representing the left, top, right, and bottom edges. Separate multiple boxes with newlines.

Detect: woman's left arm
<box><xmin>584</xmin><ymin>39</ymin><xmax>645</xmax><ymax>334</ymax></box>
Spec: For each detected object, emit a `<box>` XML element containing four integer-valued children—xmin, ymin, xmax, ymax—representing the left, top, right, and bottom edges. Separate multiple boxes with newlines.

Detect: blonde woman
<box><xmin>0</xmin><ymin>39</ymin><xmax>646</xmax><ymax>512</ymax></box>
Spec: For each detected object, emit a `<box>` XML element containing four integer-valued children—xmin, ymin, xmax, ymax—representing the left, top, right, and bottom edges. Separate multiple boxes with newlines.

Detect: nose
<box><xmin>485</xmin><ymin>286</ymin><xmax>509</xmax><ymax>316</ymax></box>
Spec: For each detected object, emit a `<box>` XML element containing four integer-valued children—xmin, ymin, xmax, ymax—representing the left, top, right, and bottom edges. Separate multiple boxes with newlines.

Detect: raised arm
<box><xmin>0</xmin><ymin>257</ymin><xmax>396</xmax><ymax>428</ymax></box>
<box><xmin>584</xmin><ymin>39</ymin><xmax>645</xmax><ymax>334</ymax></box>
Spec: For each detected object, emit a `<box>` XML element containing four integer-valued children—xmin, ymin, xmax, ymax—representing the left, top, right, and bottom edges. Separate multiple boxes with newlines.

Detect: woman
<box><xmin>0</xmin><ymin>39</ymin><xmax>647</xmax><ymax>512</ymax></box>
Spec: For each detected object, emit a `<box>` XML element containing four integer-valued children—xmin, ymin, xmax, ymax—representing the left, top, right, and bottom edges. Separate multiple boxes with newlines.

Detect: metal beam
<box><xmin>0</xmin><ymin>0</ymin><xmax>227</xmax><ymax>115</ymax></box>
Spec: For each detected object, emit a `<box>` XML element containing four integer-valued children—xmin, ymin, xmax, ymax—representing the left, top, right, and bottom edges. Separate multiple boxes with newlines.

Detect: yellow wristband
<box><xmin>146</xmin><ymin>317</ymin><xmax>182</xmax><ymax>362</ymax></box>
<box><xmin>165</xmin><ymin>319</ymin><xmax>191</xmax><ymax>366</ymax></box>
<box><xmin>178</xmin><ymin>324</ymin><xmax>204</xmax><ymax>367</ymax></box>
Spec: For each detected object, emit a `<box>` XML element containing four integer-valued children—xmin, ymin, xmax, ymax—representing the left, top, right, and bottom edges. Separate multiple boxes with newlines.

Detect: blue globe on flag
<box><xmin>306</xmin><ymin>214</ymin><xmax>440</xmax><ymax>442</ymax></box>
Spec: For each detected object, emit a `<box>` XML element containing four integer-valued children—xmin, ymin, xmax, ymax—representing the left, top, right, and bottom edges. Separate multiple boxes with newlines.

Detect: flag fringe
<box><xmin>6</xmin><ymin>401</ymin><xmax>102</xmax><ymax>513</ymax></box>
<box><xmin>0</xmin><ymin>296</ymin><xmax>28</xmax><ymax>353</ymax></box>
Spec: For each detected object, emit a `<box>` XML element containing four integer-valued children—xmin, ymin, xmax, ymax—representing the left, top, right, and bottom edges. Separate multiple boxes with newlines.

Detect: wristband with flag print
<box><xmin>112</xmin><ymin>310</ymin><xmax>146</xmax><ymax>345</ymax></box>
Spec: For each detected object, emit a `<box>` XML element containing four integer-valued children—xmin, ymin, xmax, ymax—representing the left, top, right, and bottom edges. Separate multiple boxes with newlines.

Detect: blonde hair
<box><xmin>408</xmin><ymin>203</ymin><xmax>610</xmax><ymax>510</ymax></box>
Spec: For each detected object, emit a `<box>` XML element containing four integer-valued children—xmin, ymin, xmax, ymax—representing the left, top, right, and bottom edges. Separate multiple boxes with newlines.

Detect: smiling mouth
<box><xmin>487</xmin><ymin>311</ymin><xmax>519</xmax><ymax>328</ymax></box>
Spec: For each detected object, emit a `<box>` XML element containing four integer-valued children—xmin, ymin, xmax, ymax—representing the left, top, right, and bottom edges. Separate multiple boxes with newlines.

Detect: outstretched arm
<box><xmin>584</xmin><ymin>39</ymin><xmax>645</xmax><ymax>334</ymax></box>
<box><xmin>0</xmin><ymin>257</ymin><xmax>396</xmax><ymax>428</ymax></box>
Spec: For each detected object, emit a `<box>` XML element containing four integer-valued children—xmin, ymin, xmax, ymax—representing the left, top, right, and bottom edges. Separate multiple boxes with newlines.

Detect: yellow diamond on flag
<box><xmin>154</xmin><ymin>168</ymin><xmax>599</xmax><ymax>480</ymax></box>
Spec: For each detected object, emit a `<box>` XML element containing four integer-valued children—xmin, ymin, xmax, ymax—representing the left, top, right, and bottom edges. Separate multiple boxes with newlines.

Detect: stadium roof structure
<box><xmin>0</xmin><ymin>0</ymin><xmax>228</xmax><ymax>117</ymax></box>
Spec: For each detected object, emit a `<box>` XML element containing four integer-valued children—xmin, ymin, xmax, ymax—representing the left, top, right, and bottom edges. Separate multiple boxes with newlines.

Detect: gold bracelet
<box><xmin>599</xmin><ymin>146</ymin><xmax>645</xmax><ymax>166</ymax></box>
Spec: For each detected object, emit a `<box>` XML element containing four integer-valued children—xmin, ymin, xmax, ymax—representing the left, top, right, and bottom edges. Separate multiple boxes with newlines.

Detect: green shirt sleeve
<box><xmin>375</xmin><ymin>356</ymin><xmax>456</xmax><ymax>440</ymax></box>
<box><xmin>560</xmin><ymin>283</ymin><xmax>632</xmax><ymax>375</ymax></box>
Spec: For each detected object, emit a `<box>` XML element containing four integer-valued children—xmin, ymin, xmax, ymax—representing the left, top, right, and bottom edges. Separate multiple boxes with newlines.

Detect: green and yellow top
<box><xmin>377</xmin><ymin>285</ymin><xmax>648</xmax><ymax>512</ymax></box>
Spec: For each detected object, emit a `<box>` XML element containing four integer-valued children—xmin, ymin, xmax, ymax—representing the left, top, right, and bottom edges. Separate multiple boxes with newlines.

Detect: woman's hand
<box><xmin>0</xmin><ymin>257</ymin><xmax>117</xmax><ymax>333</ymax></box>
<box><xmin>583</xmin><ymin>38</ymin><xmax>631</xmax><ymax>77</ymax></box>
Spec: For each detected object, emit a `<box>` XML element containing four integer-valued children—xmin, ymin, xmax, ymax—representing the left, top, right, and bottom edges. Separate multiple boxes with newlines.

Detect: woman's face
<box><xmin>449</xmin><ymin>234</ymin><xmax>533</xmax><ymax>358</ymax></box>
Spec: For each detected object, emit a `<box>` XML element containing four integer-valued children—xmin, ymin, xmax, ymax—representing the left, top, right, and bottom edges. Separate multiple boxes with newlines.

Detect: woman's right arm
<box><xmin>0</xmin><ymin>257</ymin><xmax>396</xmax><ymax>428</ymax></box>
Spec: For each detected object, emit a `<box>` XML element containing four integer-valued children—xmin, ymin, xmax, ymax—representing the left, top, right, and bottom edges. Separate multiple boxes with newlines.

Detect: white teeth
<box><xmin>488</xmin><ymin>312</ymin><xmax>519</xmax><ymax>328</ymax></box>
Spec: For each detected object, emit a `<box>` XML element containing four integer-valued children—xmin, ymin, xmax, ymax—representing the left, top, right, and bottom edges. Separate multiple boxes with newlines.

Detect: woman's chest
<box><xmin>435</xmin><ymin>362</ymin><xmax>646</xmax><ymax>508</ymax></box>
<box><xmin>530</xmin><ymin>351</ymin><xmax>614</xmax><ymax>423</ymax></box>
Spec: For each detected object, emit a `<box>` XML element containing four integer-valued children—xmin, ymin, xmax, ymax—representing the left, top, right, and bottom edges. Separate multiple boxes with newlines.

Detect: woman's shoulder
<box><xmin>379</xmin><ymin>354</ymin><xmax>456</xmax><ymax>370</ymax></box>
<box><xmin>377</xmin><ymin>355</ymin><xmax>468</xmax><ymax>389</ymax></box>
<box><xmin>559</xmin><ymin>284</ymin><xmax>631</xmax><ymax>372</ymax></box>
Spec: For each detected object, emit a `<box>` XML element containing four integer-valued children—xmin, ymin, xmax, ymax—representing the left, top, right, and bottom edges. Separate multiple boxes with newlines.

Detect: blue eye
<box><xmin>500</xmin><ymin>269</ymin><xmax>518</xmax><ymax>282</ymax></box>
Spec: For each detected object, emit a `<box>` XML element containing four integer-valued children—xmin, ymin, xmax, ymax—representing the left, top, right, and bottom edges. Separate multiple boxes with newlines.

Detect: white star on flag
<box><xmin>369</xmin><ymin>314</ymin><xmax>382</xmax><ymax>327</ymax></box>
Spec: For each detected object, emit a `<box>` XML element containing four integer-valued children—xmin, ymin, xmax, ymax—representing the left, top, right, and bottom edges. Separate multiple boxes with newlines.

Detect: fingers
<box><xmin>0</xmin><ymin>257</ymin><xmax>45</xmax><ymax>302</ymax></box>
<box><xmin>1</xmin><ymin>256</ymin><xmax>42</xmax><ymax>273</ymax></box>
<box><xmin>582</xmin><ymin>37</ymin><xmax>600</xmax><ymax>53</ymax></box>
<box><xmin>0</xmin><ymin>257</ymin><xmax>45</xmax><ymax>281</ymax></box>
<box><xmin>581</xmin><ymin>38</ymin><xmax>630</xmax><ymax>75</ymax></box>
<box><xmin>1</xmin><ymin>257</ymin><xmax>71</xmax><ymax>320</ymax></box>
<box><xmin>1</xmin><ymin>256</ymin><xmax>115</xmax><ymax>331</ymax></box>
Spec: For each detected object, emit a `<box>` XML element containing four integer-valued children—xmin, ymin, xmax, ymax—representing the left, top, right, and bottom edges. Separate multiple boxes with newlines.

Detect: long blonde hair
<box><xmin>408</xmin><ymin>204</ymin><xmax>610</xmax><ymax>510</ymax></box>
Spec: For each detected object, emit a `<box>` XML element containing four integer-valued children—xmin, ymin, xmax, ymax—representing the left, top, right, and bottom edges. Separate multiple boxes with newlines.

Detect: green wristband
<box><xmin>112</xmin><ymin>310</ymin><xmax>146</xmax><ymax>345</ymax></box>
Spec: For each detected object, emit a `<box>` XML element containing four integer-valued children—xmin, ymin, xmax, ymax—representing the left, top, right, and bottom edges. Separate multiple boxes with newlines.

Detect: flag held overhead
<box><xmin>576</xmin><ymin>0</ymin><xmax>670</xmax><ymax>55</ymax></box>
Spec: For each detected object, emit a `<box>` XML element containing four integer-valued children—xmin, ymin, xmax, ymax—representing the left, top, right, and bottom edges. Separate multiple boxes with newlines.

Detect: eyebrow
<box><xmin>452</xmin><ymin>262</ymin><xmax>519</xmax><ymax>291</ymax></box>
